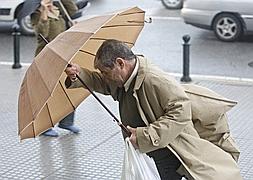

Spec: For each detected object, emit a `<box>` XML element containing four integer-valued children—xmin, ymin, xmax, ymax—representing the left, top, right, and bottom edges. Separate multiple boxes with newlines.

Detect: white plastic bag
<box><xmin>121</xmin><ymin>138</ymin><xmax>161</xmax><ymax>180</ymax></box>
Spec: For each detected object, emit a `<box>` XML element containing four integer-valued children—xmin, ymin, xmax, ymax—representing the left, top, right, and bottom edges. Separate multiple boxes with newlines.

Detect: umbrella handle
<box><xmin>67</xmin><ymin>64</ymin><xmax>132</xmax><ymax>137</ymax></box>
<box><xmin>39</xmin><ymin>34</ymin><xmax>49</xmax><ymax>44</ymax></box>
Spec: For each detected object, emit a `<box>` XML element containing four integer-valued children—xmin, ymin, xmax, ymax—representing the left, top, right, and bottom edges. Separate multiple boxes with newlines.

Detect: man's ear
<box><xmin>115</xmin><ymin>57</ymin><xmax>125</xmax><ymax>69</ymax></box>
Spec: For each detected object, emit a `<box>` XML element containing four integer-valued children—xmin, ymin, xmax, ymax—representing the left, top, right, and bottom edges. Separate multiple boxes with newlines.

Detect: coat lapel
<box><xmin>132</xmin><ymin>56</ymin><xmax>150</xmax><ymax>126</ymax></box>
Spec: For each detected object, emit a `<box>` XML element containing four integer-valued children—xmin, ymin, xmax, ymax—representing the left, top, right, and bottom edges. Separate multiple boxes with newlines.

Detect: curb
<box><xmin>169</xmin><ymin>72</ymin><xmax>253</xmax><ymax>85</ymax></box>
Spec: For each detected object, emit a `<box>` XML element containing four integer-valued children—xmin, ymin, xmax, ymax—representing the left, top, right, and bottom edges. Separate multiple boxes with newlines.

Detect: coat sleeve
<box><xmin>136</xmin><ymin>75</ymin><xmax>193</xmax><ymax>153</ymax></box>
<box><xmin>65</xmin><ymin>68</ymin><xmax>119</xmax><ymax>99</ymax></box>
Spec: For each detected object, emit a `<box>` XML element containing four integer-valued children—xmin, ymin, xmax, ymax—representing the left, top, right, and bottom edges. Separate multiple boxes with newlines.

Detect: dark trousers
<box><xmin>147</xmin><ymin>148</ymin><xmax>183</xmax><ymax>180</ymax></box>
<box><xmin>59</xmin><ymin>112</ymin><xmax>75</xmax><ymax>126</ymax></box>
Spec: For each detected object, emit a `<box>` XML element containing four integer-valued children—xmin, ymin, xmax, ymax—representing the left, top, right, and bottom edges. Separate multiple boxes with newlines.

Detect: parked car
<box><xmin>181</xmin><ymin>0</ymin><xmax>253</xmax><ymax>42</ymax></box>
<box><xmin>0</xmin><ymin>0</ymin><xmax>31</xmax><ymax>34</ymax></box>
<box><xmin>161</xmin><ymin>0</ymin><xmax>183</xmax><ymax>9</ymax></box>
<box><xmin>0</xmin><ymin>0</ymin><xmax>90</xmax><ymax>35</ymax></box>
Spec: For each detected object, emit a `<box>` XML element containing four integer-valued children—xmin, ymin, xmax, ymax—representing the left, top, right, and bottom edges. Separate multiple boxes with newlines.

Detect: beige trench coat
<box><xmin>183</xmin><ymin>84</ymin><xmax>240</xmax><ymax>161</ymax></box>
<box><xmin>66</xmin><ymin>56</ymin><xmax>242</xmax><ymax>179</ymax></box>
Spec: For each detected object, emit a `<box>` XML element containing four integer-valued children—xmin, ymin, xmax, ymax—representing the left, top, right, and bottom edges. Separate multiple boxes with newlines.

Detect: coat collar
<box><xmin>133</xmin><ymin>55</ymin><xmax>148</xmax><ymax>91</ymax></box>
<box><xmin>124</xmin><ymin>59</ymin><xmax>139</xmax><ymax>92</ymax></box>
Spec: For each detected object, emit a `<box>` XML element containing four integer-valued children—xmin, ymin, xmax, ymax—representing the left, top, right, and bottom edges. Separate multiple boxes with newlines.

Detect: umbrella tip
<box><xmin>145</xmin><ymin>17</ymin><xmax>152</xmax><ymax>23</ymax></box>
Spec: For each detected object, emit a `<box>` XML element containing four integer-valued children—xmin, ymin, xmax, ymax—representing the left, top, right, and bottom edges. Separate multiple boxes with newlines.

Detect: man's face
<box><xmin>98</xmin><ymin>63</ymin><xmax>125</xmax><ymax>87</ymax></box>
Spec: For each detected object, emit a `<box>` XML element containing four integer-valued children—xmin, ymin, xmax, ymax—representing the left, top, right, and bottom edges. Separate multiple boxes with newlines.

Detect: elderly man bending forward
<box><xmin>65</xmin><ymin>39</ymin><xmax>242</xmax><ymax>180</ymax></box>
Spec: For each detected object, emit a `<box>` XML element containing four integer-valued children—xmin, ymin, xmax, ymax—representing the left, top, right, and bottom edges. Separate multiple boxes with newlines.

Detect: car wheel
<box><xmin>17</xmin><ymin>16</ymin><xmax>35</xmax><ymax>35</ymax></box>
<box><xmin>213</xmin><ymin>13</ymin><xmax>243</xmax><ymax>42</ymax></box>
<box><xmin>161</xmin><ymin>0</ymin><xmax>183</xmax><ymax>9</ymax></box>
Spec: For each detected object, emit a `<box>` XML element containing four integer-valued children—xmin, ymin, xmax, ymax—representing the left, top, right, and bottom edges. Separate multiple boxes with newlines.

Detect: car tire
<box><xmin>161</xmin><ymin>0</ymin><xmax>183</xmax><ymax>9</ymax></box>
<box><xmin>17</xmin><ymin>16</ymin><xmax>35</xmax><ymax>36</ymax></box>
<box><xmin>213</xmin><ymin>13</ymin><xmax>243</xmax><ymax>42</ymax></box>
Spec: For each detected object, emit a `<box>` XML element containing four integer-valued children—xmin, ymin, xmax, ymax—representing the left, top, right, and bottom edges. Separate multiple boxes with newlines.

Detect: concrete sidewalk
<box><xmin>0</xmin><ymin>64</ymin><xmax>253</xmax><ymax>179</ymax></box>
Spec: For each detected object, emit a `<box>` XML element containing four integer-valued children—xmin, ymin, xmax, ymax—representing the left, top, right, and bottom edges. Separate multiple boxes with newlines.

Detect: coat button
<box><xmin>154</xmin><ymin>139</ymin><xmax>159</xmax><ymax>144</ymax></box>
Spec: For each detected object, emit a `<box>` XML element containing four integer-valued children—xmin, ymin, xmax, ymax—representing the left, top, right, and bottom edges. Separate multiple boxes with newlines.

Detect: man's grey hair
<box><xmin>94</xmin><ymin>39</ymin><xmax>136</xmax><ymax>69</ymax></box>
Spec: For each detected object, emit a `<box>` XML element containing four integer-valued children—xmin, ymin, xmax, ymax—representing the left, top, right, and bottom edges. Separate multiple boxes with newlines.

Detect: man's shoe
<box><xmin>42</xmin><ymin>129</ymin><xmax>59</xmax><ymax>137</ymax></box>
<box><xmin>58</xmin><ymin>124</ymin><xmax>80</xmax><ymax>134</ymax></box>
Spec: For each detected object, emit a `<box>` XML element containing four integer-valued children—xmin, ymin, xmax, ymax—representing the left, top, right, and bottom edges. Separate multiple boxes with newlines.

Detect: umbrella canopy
<box><xmin>18</xmin><ymin>0</ymin><xmax>41</xmax><ymax>19</ymax></box>
<box><xmin>18</xmin><ymin>6</ymin><xmax>145</xmax><ymax>140</ymax></box>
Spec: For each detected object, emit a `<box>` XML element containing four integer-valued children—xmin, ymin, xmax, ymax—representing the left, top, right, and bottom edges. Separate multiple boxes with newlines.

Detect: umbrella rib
<box><xmin>78</xmin><ymin>40</ymin><xmax>134</xmax><ymax>55</ymax></box>
<box><xmin>119</xmin><ymin>11</ymin><xmax>145</xmax><ymax>16</ymax></box>
<box><xmin>59</xmin><ymin>80</ymin><xmax>76</xmax><ymax>110</ymax></box>
<box><xmin>19</xmin><ymin>121</ymin><xmax>35</xmax><ymax>138</ymax></box>
<box><xmin>32</xmin><ymin>122</ymin><xmax>35</xmax><ymax>138</ymax></box>
<box><xmin>102</xmin><ymin>24</ymin><xmax>144</xmax><ymax>28</ymax></box>
<box><xmin>46</xmin><ymin>103</ymin><xmax>54</xmax><ymax>127</ymax></box>
<box><xmin>89</xmin><ymin>38</ymin><xmax>134</xmax><ymax>46</ymax></box>
<box><xmin>78</xmin><ymin>50</ymin><xmax>96</xmax><ymax>56</ymax></box>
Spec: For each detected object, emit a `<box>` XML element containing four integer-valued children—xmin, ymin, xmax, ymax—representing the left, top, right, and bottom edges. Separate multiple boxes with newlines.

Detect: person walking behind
<box><xmin>31</xmin><ymin>0</ymin><xmax>80</xmax><ymax>137</ymax></box>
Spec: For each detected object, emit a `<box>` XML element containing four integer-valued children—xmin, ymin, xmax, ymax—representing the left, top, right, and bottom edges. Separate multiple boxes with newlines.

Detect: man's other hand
<box><xmin>127</xmin><ymin>126</ymin><xmax>139</xmax><ymax>149</ymax></box>
<box><xmin>65</xmin><ymin>63</ymin><xmax>80</xmax><ymax>81</ymax></box>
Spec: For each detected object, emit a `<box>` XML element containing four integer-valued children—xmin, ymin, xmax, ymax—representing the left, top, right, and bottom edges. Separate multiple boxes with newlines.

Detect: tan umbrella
<box><xmin>18</xmin><ymin>6</ymin><xmax>146</xmax><ymax>140</ymax></box>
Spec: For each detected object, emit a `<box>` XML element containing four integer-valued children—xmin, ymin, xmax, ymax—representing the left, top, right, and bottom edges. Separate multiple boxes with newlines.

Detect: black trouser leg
<box><xmin>59</xmin><ymin>112</ymin><xmax>75</xmax><ymax>126</ymax></box>
<box><xmin>148</xmin><ymin>148</ymin><xmax>182</xmax><ymax>180</ymax></box>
